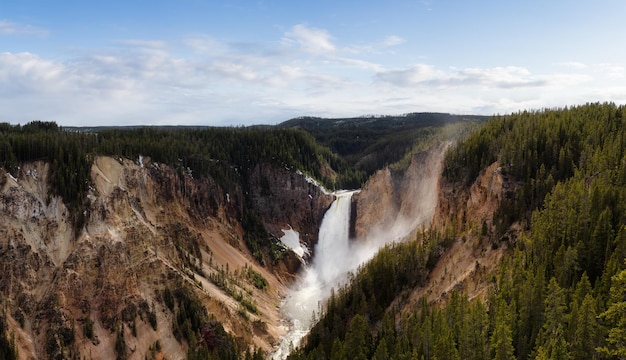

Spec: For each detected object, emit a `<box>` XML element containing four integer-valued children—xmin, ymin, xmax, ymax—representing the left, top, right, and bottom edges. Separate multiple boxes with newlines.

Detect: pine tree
<box><xmin>596</xmin><ymin>266</ymin><xmax>626</xmax><ymax>359</ymax></box>
<box><xmin>536</xmin><ymin>278</ymin><xmax>568</xmax><ymax>347</ymax></box>
<box><xmin>329</xmin><ymin>338</ymin><xmax>346</xmax><ymax>360</ymax></box>
<box><xmin>571</xmin><ymin>294</ymin><xmax>599</xmax><ymax>360</ymax></box>
<box><xmin>490</xmin><ymin>298</ymin><xmax>515</xmax><ymax>360</ymax></box>
<box><xmin>344</xmin><ymin>315</ymin><xmax>371</xmax><ymax>360</ymax></box>
<box><xmin>432</xmin><ymin>311</ymin><xmax>460</xmax><ymax>360</ymax></box>
<box><xmin>372</xmin><ymin>338</ymin><xmax>390</xmax><ymax>360</ymax></box>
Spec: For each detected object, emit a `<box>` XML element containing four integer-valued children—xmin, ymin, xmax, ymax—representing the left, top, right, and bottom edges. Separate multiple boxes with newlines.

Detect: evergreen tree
<box><xmin>344</xmin><ymin>315</ymin><xmax>371</xmax><ymax>360</ymax></box>
<box><xmin>490</xmin><ymin>298</ymin><xmax>515</xmax><ymax>360</ymax></box>
<box><xmin>571</xmin><ymin>294</ymin><xmax>599</xmax><ymax>360</ymax></box>
<box><xmin>372</xmin><ymin>338</ymin><xmax>390</xmax><ymax>360</ymax></box>
<box><xmin>329</xmin><ymin>338</ymin><xmax>346</xmax><ymax>360</ymax></box>
<box><xmin>431</xmin><ymin>310</ymin><xmax>460</xmax><ymax>360</ymax></box>
<box><xmin>596</xmin><ymin>265</ymin><xmax>626</xmax><ymax>359</ymax></box>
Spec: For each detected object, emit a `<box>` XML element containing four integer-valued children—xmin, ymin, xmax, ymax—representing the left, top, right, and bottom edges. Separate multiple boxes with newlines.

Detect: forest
<box><xmin>280</xmin><ymin>112</ymin><xmax>484</xmax><ymax>178</ymax></box>
<box><xmin>0</xmin><ymin>119</ymin><xmax>459</xmax><ymax>359</ymax></box>
<box><xmin>0</xmin><ymin>123</ymin><xmax>349</xmax><ymax>359</ymax></box>
<box><xmin>290</xmin><ymin>102</ymin><xmax>626</xmax><ymax>360</ymax></box>
<box><xmin>1</xmin><ymin>103</ymin><xmax>625</xmax><ymax>359</ymax></box>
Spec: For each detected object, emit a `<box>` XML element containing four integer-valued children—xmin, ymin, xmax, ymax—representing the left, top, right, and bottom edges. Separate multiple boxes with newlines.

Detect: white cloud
<box><xmin>115</xmin><ymin>39</ymin><xmax>168</xmax><ymax>49</ymax></box>
<box><xmin>376</xmin><ymin>65</ymin><xmax>590</xmax><ymax>89</ymax></box>
<box><xmin>329</xmin><ymin>57</ymin><xmax>384</xmax><ymax>72</ymax></box>
<box><xmin>381</xmin><ymin>35</ymin><xmax>404</xmax><ymax>47</ymax></box>
<box><xmin>558</xmin><ymin>61</ymin><xmax>588</xmax><ymax>70</ymax></box>
<box><xmin>211</xmin><ymin>61</ymin><xmax>258</xmax><ymax>81</ymax></box>
<box><xmin>596</xmin><ymin>63</ymin><xmax>625</xmax><ymax>78</ymax></box>
<box><xmin>0</xmin><ymin>23</ymin><xmax>623</xmax><ymax>126</ymax></box>
<box><xmin>0</xmin><ymin>20</ymin><xmax>48</xmax><ymax>36</ymax></box>
<box><xmin>184</xmin><ymin>36</ymin><xmax>230</xmax><ymax>56</ymax></box>
<box><xmin>283</xmin><ymin>24</ymin><xmax>336</xmax><ymax>55</ymax></box>
<box><xmin>346</xmin><ymin>35</ymin><xmax>405</xmax><ymax>55</ymax></box>
<box><xmin>0</xmin><ymin>52</ymin><xmax>66</xmax><ymax>95</ymax></box>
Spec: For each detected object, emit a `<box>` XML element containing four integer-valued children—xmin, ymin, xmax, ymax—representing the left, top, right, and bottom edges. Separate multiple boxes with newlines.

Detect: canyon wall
<box><xmin>353</xmin><ymin>143</ymin><xmax>514</xmax><ymax>307</ymax></box>
<box><xmin>0</xmin><ymin>156</ymin><xmax>331</xmax><ymax>359</ymax></box>
<box><xmin>352</xmin><ymin>142</ymin><xmax>449</xmax><ymax>242</ymax></box>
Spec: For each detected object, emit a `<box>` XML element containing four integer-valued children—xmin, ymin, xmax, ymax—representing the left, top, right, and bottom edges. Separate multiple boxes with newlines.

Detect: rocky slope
<box><xmin>352</xmin><ymin>143</ymin><xmax>515</xmax><ymax>307</ymax></box>
<box><xmin>0</xmin><ymin>156</ymin><xmax>332</xmax><ymax>359</ymax></box>
<box><xmin>248</xmin><ymin>163</ymin><xmax>334</xmax><ymax>263</ymax></box>
<box><xmin>352</xmin><ymin>142</ymin><xmax>449</xmax><ymax>242</ymax></box>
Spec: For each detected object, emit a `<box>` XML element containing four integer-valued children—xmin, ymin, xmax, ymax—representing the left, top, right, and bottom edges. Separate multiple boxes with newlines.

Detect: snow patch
<box><xmin>7</xmin><ymin>173</ymin><xmax>17</xmax><ymax>183</ymax></box>
<box><xmin>280</xmin><ymin>226</ymin><xmax>309</xmax><ymax>258</ymax></box>
<box><xmin>26</xmin><ymin>169</ymin><xmax>38</xmax><ymax>181</ymax></box>
<box><xmin>295</xmin><ymin>170</ymin><xmax>330</xmax><ymax>195</ymax></box>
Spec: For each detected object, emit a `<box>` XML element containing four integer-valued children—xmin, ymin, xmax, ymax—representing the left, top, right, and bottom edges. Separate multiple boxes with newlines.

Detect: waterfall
<box><xmin>272</xmin><ymin>191</ymin><xmax>356</xmax><ymax>359</ymax></box>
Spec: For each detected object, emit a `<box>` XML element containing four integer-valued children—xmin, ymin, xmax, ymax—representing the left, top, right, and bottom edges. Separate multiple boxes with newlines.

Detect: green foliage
<box><xmin>444</xmin><ymin>102</ymin><xmax>625</xmax><ymax>231</ymax></box>
<box><xmin>296</xmin><ymin>229</ymin><xmax>453</xmax><ymax>359</ymax></box>
<box><xmin>291</xmin><ymin>103</ymin><xmax>626</xmax><ymax>360</ymax></box>
<box><xmin>596</xmin><ymin>265</ymin><xmax>626</xmax><ymax>358</ymax></box>
<box><xmin>83</xmin><ymin>316</ymin><xmax>94</xmax><ymax>341</ymax></box>
<box><xmin>281</xmin><ymin>113</ymin><xmax>483</xmax><ymax>188</ymax></box>
<box><xmin>94</xmin><ymin>126</ymin><xmax>342</xmax><ymax>190</ymax></box>
<box><xmin>246</xmin><ymin>267</ymin><xmax>268</xmax><ymax>290</ymax></box>
<box><xmin>168</xmin><ymin>282</ymin><xmax>244</xmax><ymax>358</ymax></box>
<box><xmin>165</xmin><ymin>223</ymin><xmax>204</xmax><ymax>274</ymax></box>
<box><xmin>0</xmin><ymin>122</ymin><xmax>95</xmax><ymax>234</ymax></box>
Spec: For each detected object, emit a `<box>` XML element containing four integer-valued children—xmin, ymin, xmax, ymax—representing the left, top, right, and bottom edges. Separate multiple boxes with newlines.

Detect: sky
<box><xmin>1</xmin><ymin>0</ymin><xmax>625</xmax><ymax>126</ymax></box>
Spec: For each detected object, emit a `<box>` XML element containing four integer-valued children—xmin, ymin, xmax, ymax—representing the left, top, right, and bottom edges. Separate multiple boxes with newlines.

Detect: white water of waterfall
<box><xmin>272</xmin><ymin>191</ymin><xmax>356</xmax><ymax>359</ymax></box>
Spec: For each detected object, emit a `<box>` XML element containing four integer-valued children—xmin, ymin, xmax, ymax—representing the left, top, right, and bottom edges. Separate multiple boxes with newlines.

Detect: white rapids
<box><xmin>272</xmin><ymin>190</ymin><xmax>357</xmax><ymax>359</ymax></box>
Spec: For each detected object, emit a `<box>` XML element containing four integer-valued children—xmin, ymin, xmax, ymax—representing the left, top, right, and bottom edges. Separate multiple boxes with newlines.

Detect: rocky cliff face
<box><xmin>433</xmin><ymin>161</ymin><xmax>508</xmax><ymax>233</ymax></box>
<box><xmin>353</xmin><ymin>144</ymin><xmax>515</xmax><ymax>307</ymax></box>
<box><xmin>353</xmin><ymin>142</ymin><xmax>449</xmax><ymax>242</ymax></box>
<box><xmin>0</xmin><ymin>156</ymin><xmax>332</xmax><ymax>359</ymax></box>
<box><xmin>248</xmin><ymin>163</ymin><xmax>334</xmax><ymax>255</ymax></box>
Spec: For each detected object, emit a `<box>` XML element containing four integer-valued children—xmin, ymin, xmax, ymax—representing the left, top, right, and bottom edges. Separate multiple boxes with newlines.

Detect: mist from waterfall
<box><xmin>272</xmin><ymin>143</ymin><xmax>447</xmax><ymax>359</ymax></box>
<box><xmin>272</xmin><ymin>191</ymin><xmax>356</xmax><ymax>359</ymax></box>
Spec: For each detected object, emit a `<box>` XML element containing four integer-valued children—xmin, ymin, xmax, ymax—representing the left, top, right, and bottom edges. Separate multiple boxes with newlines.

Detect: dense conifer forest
<box><xmin>0</xmin><ymin>124</ymin><xmax>351</xmax><ymax>359</ymax></box>
<box><xmin>2</xmin><ymin>103</ymin><xmax>625</xmax><ymax>359</ymax></box>
<box><xmin>290</xmin><ymin>102</ymin><xmax>626</xmax><ymax>360</ymax></box>
<box><xmin>280</xmin><ymin>113</ymin><xmax>484</xmax><ymax>179</ymax></box>
<box><xmin>0</xmin><ymin>120</ymin><xmax>459</xmax><ymax>359</ymax></box>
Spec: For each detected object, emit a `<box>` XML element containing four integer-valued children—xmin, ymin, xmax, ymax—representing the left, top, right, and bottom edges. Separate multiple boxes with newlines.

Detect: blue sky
<box><xmin>1</xmin><ymin>1</ymin><xmax>625</xmax><ymax>126</ymax></box>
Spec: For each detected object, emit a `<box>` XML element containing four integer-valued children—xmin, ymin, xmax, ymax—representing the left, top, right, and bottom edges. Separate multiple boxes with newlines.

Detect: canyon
<box><xmin>0</xmin><ymin>141</ymin><xmax>506</xmax><ymax>360</ymax></box>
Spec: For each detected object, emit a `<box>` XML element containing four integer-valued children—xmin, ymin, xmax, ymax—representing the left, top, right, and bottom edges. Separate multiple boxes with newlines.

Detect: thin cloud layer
<box><xmin>376</xmin><ymin>65</ymin><xmax>590</xmax><ymax>89</ymax></box>
<box><xmin>0</xmin><ymin>22</ymin><xmax>624</xmax><ymax>126</ymax></box>
<box><xmin>283</xmin><ymin>24</ymin><xmax>336</xmax><ymax>55</ymax></box>
<box><xmin>0</xmin><ymin>20</ymin><xmax>48</xmax><ymax>36</ymax></box>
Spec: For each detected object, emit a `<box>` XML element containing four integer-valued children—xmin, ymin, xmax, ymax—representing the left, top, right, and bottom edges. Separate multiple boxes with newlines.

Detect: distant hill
<box><xmin>279</xmin><ymin>113</ymin><xmax>487</xmax><ymax>182</ymax></box>
<box><xmin>279</xmin><ymin>112</ymin><xmax>484</xmax><ymax>130</ymax></box>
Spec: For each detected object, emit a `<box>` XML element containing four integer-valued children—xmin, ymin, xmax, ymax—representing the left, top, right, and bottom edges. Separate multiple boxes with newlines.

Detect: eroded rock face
<box><xmin>0</xmin><ymin>156</ymin><xmax>333</xmax><ymax>359</ymax></box>
<box><xmin>353</xmin><ymin>142</ymin><xmax>449</xmax><ymax>242</ymax></box>
<box><xmin>433</xmin><ymin>161</ymin><xmax>516</xmax><ymax>234</ymax></box>
<box><xmin>248</xmin><ymin>163</ymin><xmax>334</xmax><ymax>250</ymax></box>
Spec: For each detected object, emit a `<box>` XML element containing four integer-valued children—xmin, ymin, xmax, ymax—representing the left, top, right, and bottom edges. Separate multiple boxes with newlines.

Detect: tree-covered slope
<box><xmin>280</xmin><ymin>113</ymin><xmax>485</xmax><ymax>185</ymax></box>
<box><xmin>290</xmin><ymin>102</ymin><xmax>626</xmax><ymax>360</ymax></box>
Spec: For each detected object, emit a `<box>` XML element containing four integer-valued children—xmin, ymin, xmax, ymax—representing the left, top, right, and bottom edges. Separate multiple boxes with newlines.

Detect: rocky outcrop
<box><xmin>433</xmin><ymin>161</ymin><xmax>518</xmax><ymax>234</ymax></box>
<box><xmin>353</xmin><ymin>142</ymin><xmax>449</xmax><ymax>242</ymax></box>
<box><xmin>0</xmin><ymin>156</ymin><xmax>333</xmax><ymax>359</ymax></box>
<box><xmin>352</xmin><ymin>145</ymin><xmax>515</xmax><ymax>310</ymax></box>
<box><xmin>248</xmin><ymin>163</ymin><xmax>334</xmax><ymax>251</ymax></box>
<box><xmin>397</xmin><ymin>161</ymin><xmax>518</xmax><ymax>309</ymax></box>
